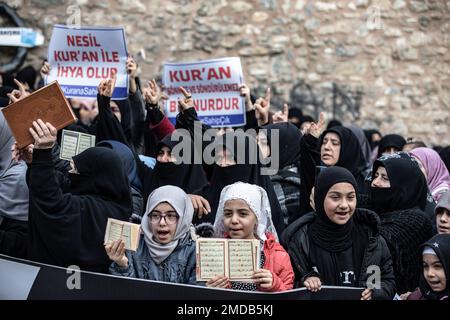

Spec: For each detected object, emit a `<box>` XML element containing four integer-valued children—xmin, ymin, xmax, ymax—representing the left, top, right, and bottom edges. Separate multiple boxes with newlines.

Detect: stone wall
<box><xmin>3</xmin><ymin>0</ymin><xmax>450</xmax><ymax>145</ymax></box>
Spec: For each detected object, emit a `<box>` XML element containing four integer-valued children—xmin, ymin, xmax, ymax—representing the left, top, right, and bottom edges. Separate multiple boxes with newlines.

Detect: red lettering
<box><xmin>208</xmin><ymin>99</ymin><xmax>215</xmax><ymax>111</ymax></box>
<box><xmin>191</xmin><ymin>69</ymin><xmax>202</xmax><ymax>81</ymax></box>
<box><xmin>216</xmin><ymin>98</ymin><xmax>222</xmax><ymax>110</ymax></box>
<box><xmin>169</xmin><ymin>70</ymin><xmax>179</xmax><ymax>82</ymax></box>
<box><xmin>218</xmin><ymin>66</ymin><xmax>231</xmax><ymax>79</ymax></box>
<box><xmin>112</xmin><ymin>51</ymin><xmax>119</xmax><ymax>62</ymax></box>
<box><xmin>232</xmin><ymin>98</ymin><xmax>239</xmax><ymax>110</ymax></box>
<box><xmin>67</xmin><ymin>34</ymin><xmax>101</xmax><ymax>47</ymax></box>
<box><xmin>207</xmin><ymin>68</ymin><xmax>219</xmax><ymax>80</ymax></box>
<box><xmin>170</xmin><ymin>100</ymin><xmax>177</xmax><ymax>112</ymax></box>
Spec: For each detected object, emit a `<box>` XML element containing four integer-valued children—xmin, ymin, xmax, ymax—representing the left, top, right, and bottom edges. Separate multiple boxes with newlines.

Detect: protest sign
<box><xmin>45</xmin><ymin>24</ymin><xmax>128</xmax><ymax>99</ymax></box>
<box><xmin>163</xmin><ymin>57</ymin><xmax>245</xmax><ymax>127</ymax></box>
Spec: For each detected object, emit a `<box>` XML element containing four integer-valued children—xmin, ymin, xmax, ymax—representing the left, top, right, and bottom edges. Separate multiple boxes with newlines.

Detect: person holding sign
<box><xmin>282</xmin><ymin>166</ymin><xmax>396</xmax><ymax>300</ymax></box>
<box><xmin>208</xmin><ymin>182</ymin><xmax>294</xmax><ymax>292</ymax></box>
<box><xmin>25</xmin><ymin>119</ymin><xmax>132</xmax><ymax>273</ymax></box>
<box><xmin>106</xmin><ymin>185</ymin><xmax>197</xmax><ymax>284</ymax></box>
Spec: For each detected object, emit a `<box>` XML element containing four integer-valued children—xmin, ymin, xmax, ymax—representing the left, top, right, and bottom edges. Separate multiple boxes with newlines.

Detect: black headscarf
<box><xmin>0</xmin><ymin>97</ymin><xmax>8</xmax><ymax>108</ymax></box>
<box><xmin>319</xmin><ymin>126</ymin><xmax>367</xmax><ymax>182</ymax></box>
<box><xmin>288</xmin><ymin>108</ymin><xmax>303</xmax><ymax>128</ymax></box>
<box><xmin>377</xmin><ymin>134</ymin><xmax>406</xmax><ymax>158</ymax></box>
<box><xmin>439</xmin><ymin>146</ymin><xmax>450</xmax><ymax>174</ymax></box>
<box><xmin>364</xmin><ymin>129</ymin><xmax>382</xmax><ymax>150</ymax></box>
<box><xmin>195</xmin><ymin>130</ymin><xmax>285</xmax><ymax>233</ymax></box>
<box><xmin>371</xmin><ymin>152</ymin><xmax>428</xmax><ymax>213</ymax></box>
<box><xmin>347</xmin><ymin>125</ymin><xmax>372</xmax><ymax>171</ymax></box>
<box><xmin>261</xmin><ymin>122</ymin><xmax>302</xmax><ymax>169</ymax></box>
<box><xmin>16</xmin><ymin>66</ymin><xmax>37</xmax><ymax>91</ymax></box>
<box><xmin>142</xmin><ymin>132</ymin><xmax>208</xmax><ymax>205</ymax></box>
<box><xmin>308</xmin><ymin>166</ymin><xmax>368</xmax><ymax>286</ymax></box>
<box><xmin>70</xmin><ymin>147</ymin><xmax>132</xmax><ymax>207</ymax></box>
<box><xmin>309</xmin><ymin>166</ymin><xmax>358</xmax><ymax>252</ymax></box>
<box><xmin>326</xmin><ymin>119</ymin><xmax>342</xmax><ymax>129</ymax></box>
<box><xmin>419</xmin><ymin>234</ymin><xmax>450</xmax><ymax>300</ymax></box>
<box><xmin>28</xmin><ymin>147</ymin><xmax>132</xmax><ymax>272</ymax></box>
<box><xmin>96</xmin><ymin>140</ymin><xmax>142</xmax><ymax>192</ymax></box>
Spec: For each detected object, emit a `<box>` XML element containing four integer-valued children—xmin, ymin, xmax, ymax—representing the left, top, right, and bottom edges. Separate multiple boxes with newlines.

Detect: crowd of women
<box><xmin>1</xmin><ymin>58</ymin><xmax>449</xmax><ymax>300</ymax></box>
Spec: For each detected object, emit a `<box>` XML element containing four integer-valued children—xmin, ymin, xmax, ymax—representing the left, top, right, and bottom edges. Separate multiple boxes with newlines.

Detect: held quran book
<box><xmin>60</xmin><ymin>129</ymin><xmax>96</xmax><ymax>160</ymax></box>
<box><xmin>1</xmin><ymin>81</ymin><xmax>76</xmax><ymax>149</ymax></box>
<box><xmin>104</xmin><ymin>218</ymin><xmax>141</xmax><ymax>252</ymax></box>
<box><xmin>195</xmin><ymin>238</ymin><xmax>260</xmax><ymax>282</ymax></box>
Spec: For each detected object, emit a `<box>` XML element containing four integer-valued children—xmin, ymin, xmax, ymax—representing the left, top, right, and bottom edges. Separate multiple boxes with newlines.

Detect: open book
<box><xmin>104</xmin><ymin>218</ymin><xmax>140</xmax><ymax>252</ymax></box>
<box><xmin>196</xmin><ymin>238</ymin><xmax>261</xmax><ymax>282</ymax></box>
<box><xmin>60</xmin><ymin>129</ymin><xmax>96</xmax><ymax>160</ymax></box>
<box><xmin>1</xmin><ymin>81</ymin><xmax>76</xmax><ymax>148</ymax></box>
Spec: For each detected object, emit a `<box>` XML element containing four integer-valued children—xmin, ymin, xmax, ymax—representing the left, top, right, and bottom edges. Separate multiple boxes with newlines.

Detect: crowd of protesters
<box><xmin>1</xmin><ymin>55</ymin><xmax>449</xmax><ymax>300</ymax></box>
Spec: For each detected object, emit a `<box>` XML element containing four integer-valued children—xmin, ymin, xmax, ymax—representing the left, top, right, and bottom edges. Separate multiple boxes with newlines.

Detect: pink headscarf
<box><xmin>410</xmin><ymin>147</ymin><xmax>450</xmax><ymax>202</ymax></box>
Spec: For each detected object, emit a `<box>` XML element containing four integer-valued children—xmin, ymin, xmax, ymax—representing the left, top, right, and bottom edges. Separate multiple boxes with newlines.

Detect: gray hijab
<box><xmin>0</xmin><ymin>111</ymin><xmax>29</xmax><ymax>221</ymax></box>
<box><xmin>141</xmin><ymin>185</ymin><xmax>194</xmax><ymax>264</ymax></box>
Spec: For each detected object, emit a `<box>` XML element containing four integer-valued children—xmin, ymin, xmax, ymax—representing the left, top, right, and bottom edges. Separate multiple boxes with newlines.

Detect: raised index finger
<box><xmin>179</xmin><ymin>86</ymin><xmax>191</xmax><ymax>98</ymax></box>
<box><xmin>14</xmin><ymin>79</ymin><xmax>27</xmax><ymax>94</ymax></box>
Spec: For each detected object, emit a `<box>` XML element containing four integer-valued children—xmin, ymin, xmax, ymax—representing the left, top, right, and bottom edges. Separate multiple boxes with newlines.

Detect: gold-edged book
<box><xmin>104</xmin><ymin>218</ymin><xmax>141</xmax><ymax>252</ymax></box>
<box><xmin>1</xmin><ymin>81</ymin><xmax>76</xmax><ymax>149</ymax></box>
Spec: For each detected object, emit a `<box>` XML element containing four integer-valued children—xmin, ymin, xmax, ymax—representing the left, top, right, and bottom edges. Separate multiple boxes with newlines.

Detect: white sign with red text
<box><xmin>45</xmin><ymin>25</ymin><xmax>128</xmax><ymax>100</ymax></box>
<box><xmin>163</xmin><ymin>57</ymin><xmax>245</xmax><ymax>127</ymax></box>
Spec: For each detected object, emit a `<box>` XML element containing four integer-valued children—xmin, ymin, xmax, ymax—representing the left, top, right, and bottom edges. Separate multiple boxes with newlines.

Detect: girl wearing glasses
<box><xmin>106</xmin><ymin>185</ymin><xmax>197</xmax><ymax>284</ymax></box>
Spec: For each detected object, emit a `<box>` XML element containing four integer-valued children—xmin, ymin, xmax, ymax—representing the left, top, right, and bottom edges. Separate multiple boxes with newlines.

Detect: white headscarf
<box><xmin>0</xmin><ymin>111</ymin><xmax>28</xmax><ymax>221</ymax></box>
<box><xmin>213</xmin><ymin>182</ymin><xmax>278</xmax><ymax>241</ymax></box>
<box><xmin>141</xmin><ymin>185</ymin><xmax>194</xmax><ymax>264</ymax></box>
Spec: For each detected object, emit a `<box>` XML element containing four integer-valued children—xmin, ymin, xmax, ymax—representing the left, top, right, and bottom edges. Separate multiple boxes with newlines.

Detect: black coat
<box><xmin>28</xmin><ymin>148</ymin><xmax>132</xmax><ymax>273</ymax></box>
<box><xmin>377</xmin><ymin>207</ymin><xmax>433</xmax><ymax>294</ymax></box>
<box><xmin>281</xmin><ymin>208</ymin><xmax>396</xmax><ymax>300</ymax></box>
<box><xmin>0</xmin><ymin>217</ymin><xmax>28</xmax><ymax>259</ymax></box>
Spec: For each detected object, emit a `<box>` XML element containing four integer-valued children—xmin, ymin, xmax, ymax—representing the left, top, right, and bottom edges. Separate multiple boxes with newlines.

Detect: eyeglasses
<box><xmin>149</xmin><ymin>213</ymin><xmax>179</xmax><ymax>225</ymax></box>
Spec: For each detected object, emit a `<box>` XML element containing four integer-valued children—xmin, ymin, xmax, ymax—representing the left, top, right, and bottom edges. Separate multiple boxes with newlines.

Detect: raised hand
<box><xmin>126</xmin><ymin>55</ymin><xmax>138</xmax><ymax>94</ymax></box>
<box><xmin>254</xmin><ymin>88</ymin><xmax>271</xmax><ymax>125</ymax></box>
<box><xmin>98</xmin><ymin>70</ymin><xmax>117</xmax><ymax>97</ymax></box>
<box><xmin>303</xmin><ymin>112</ymin><xmax>325</xmax><ymax>138</ymax></box>
<box><xmin>40</xmin><ymin>61</ymin><xmax>51</xmax><ymax>78</ymax></box>
<box><xmin>142</xmin><ymin>79</ymin><xmax>167</xmax><ymax>107</ymax></box>
<box><xmin>105</xmin><ymin>239</ymin><xmax>128</xmax><ymax>268</ymax></box>
<box><xmin>272</xmin><ymin>103</ymin><xmax>289</xmax><ymax>124</ymax></box>
<box><xmin>7</xmin><ymin>79</ymin><xmax>30</xmax><ymax>103</ymax></box>
<box><xmin>239</xmin><ymin>84</ymin><xmax>253</xmax><ymax>112</ymax></box>
<box><xmin>177</xmin><ymin>86</ymin><xmax>194</xmax><ymax>112</ymax></box>
<box><xmin>126</xmin><ymin>55</ymin><xmax>137</xmax><ymax>78</ymax></box>
<box><xmin>29</xmin><ymin>119</ymin><xmax>57</xmax><ymax>150</ymax></box>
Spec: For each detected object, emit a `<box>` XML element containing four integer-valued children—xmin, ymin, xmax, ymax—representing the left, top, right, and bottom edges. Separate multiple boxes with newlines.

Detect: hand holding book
<box><xmin>105</xmin><ymin>240</ymin><xmax>129</xmax><ymax>268</ymax></box>
<box><xmin>29</xmin><ymin>119</ymin><xmax>57</xmax><ymax>150</ymax></box>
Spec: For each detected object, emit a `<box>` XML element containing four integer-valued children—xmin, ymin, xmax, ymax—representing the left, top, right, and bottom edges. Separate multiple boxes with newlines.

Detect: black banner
<box><xmin>0</xmin><ymin>254</ymin><xmax>363</xmax><ymax>300</ymax></box>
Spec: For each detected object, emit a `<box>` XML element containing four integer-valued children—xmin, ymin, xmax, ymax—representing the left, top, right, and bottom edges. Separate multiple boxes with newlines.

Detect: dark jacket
<box><xmin>28</xmin><ymin>148</ymin><xmax>132</xmax><ymax>273</ymax></box>
<box><xmin>377</xmin><ymin>207</ymin><xmax>433</xmax><ymax>294</ymax></box>
<box><xmin>109</xmin><ymin>232</ymin><xmax>196</xmax><ymax>284</ymax></box>
<box><xmin>270</xmin><ymin>165</ymin><xmax>301</xmax><ymax>227</ymax></box>
<box><xmin>0</xmin><ymin>217</ymin><xmax>28</xmax><ymax>259</ymax></box>
<box><xmin>281</xmin><ymin>209</ymin><xmax>396</xmax><ymax>300</ymax></box>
